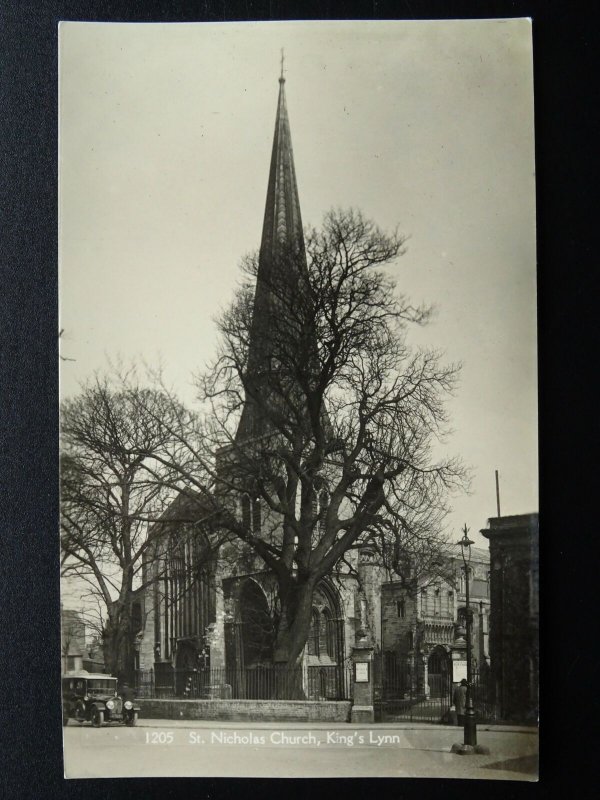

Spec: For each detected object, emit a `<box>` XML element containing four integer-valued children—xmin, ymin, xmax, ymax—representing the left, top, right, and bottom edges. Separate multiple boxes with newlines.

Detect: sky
<box><xmin>59</xmin><ymin>20</ymin><xmax>537</xmax><ymax>605</ymax></box>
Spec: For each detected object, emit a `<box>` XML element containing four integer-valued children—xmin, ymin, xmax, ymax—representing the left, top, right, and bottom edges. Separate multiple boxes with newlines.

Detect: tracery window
<box><xmin>324</xmin><ymin>608</ymin><xmax>337</xmax><ymax>658</ymax></box>
<box><xmin>252</xmin><ymin>497</ymin><xmax>262</xmax><ymax>534</ymax></box>
<box><xmin>156</xmin><ymin>527</ymin><xmax>215</xmax><ymax>663</ymax></box>
<box><xmin>241</xmin><ymin>494</ymin><xmax>251</xmax><ymax>531</ymax></box>
<box><xmin>318</xmin><ymin>488</ymin><xmax>329</xmax><ymax>533</ymax></box>
<box><xmin>320</xmin><ymin>608</ymin><xmax>332</xmax><ymax>656</ymax></box>
<box><xmin>241</xmin><ymin>493</ymin><xmax>261</xmax><ymax>535</ymax></box>
<box><xmin>308</xmin><ymin>609</ymin><xmax>320</xmax><ymax>656</ymax></box>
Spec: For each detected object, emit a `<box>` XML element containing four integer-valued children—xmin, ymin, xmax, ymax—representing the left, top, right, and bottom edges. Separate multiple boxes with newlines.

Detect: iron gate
<box><xmin>375</xmin><ymin>653</ymin><xmax>453</xmax><ymax>723</ymax></box>
<box><xmin>374</xmin><ymin>654</ymin><xmax>497</xmax><ymax>723</ymax></box>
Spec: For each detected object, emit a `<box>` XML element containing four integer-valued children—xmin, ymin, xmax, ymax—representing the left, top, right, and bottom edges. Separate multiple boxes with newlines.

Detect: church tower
<box><xmin>142</xmin><ymin>68</ymin><xmax>352</xmax><ymax>687</ymax></box>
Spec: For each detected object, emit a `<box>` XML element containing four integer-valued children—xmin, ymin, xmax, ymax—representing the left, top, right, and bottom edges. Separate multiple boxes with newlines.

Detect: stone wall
<box><xmin>138</xmin><ymin>698</ymin><xmax>352</xmax><ymax>723</ymax></box>
<box><xmin>381</xmin><ymin>582</ymin><xmax>416</xmax><ymax>655</ymax></box>
<box><xmin>357</xmin><ymin>547</ymin><xmax>384</xmax><ymax>646</ymax></box>
<box><xmin>138</xmin><ymin>558</ymin><xmax>156</xmax><ymax>670</ymax></box>
<box><xmin>482</xmin><ymin>513</ymin><xmax>539</xmax><ymax>723</ymax></box>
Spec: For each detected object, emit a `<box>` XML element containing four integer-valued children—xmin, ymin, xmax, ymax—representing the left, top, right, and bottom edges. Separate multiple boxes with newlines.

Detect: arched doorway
<box><xmin>234</xmin><ymin>580</ymin><xmax>275</xmax><ymax>699</ymax></box>
<box><xmin>427</xmin><ymin>646</ymin><xmax>450</xmax><ymax>698</ymax></box>
<box><xmin>175</xmin><ymin>640</ymin><xmax>198</xmax><ymax>670</ymax></box>
<box><xmin>239</xmin><ymin>580</ymin><xmax>274</xmax><ymax>667</ymax></box>
<box><xmin>307</xmin><ymin>582</ymin><xmax>344</xmax><ymax>660</ymax></box>
<box><xmin>306</xmin><ymin>579</ymin><xmax>345</xmax><ymax>700</ymax></box>
<box><xmin>174</xmin><ymin>640</ymin><xmax>200</xmax><ymax>696</ymax></box>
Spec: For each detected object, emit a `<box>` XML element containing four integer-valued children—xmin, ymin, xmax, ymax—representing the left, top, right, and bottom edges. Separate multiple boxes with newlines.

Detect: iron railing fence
<box><xmin>375</xmin><ymin>654</ymin><xmax>498</xmax><ymax>724</ymax></box>
<box><xmin>135</xmin><ymin>663</ymin><xmax>352</xmax><ymax>701</ymax></box>
<box><xmin>468</xmin><ymin>668</ymin><xmax>498</xmax><ymax>723</ymax></box>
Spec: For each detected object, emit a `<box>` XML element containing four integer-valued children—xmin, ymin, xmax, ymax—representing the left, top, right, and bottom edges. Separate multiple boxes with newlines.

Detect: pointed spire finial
<box><xmin>279</xmin><ymin>48</ymin><xmax>285</xmax><ymax>83</ymax></box>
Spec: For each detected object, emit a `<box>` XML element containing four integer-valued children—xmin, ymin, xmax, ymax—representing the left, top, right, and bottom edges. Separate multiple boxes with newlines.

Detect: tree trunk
<box><xmin>272</xmin><ymin>580</ymin><xmax>315</xmax><ymax>699</ymax></box>
<box><xmin>103</xmin><ymin>604</ymin><xmax>134</xmax><ymax>683</ymax></box>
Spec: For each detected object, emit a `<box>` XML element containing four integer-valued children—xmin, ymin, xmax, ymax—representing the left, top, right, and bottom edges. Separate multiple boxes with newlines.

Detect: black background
<box><xmin>1</xmin><ymin>1</ymin><xmax>596</xmax><ymax>798</ymax></box>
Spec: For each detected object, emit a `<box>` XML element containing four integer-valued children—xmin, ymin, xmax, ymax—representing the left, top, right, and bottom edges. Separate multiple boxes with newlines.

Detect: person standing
<box><xmin>119</xmin><ymin>682</ymin><xmax>135</xmax><ymax>703</ymax></box>
<box><xmin>453</xmin><ymin>679</ymin><xmax>468</xmax><ymax>726</ymax></box>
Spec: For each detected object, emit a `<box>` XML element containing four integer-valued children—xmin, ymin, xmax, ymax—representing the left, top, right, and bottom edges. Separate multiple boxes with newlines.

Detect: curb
<box><xmin>132</xmin><ymin>718</ymin><xmax>538</xmax><ymax>734</ymax></box>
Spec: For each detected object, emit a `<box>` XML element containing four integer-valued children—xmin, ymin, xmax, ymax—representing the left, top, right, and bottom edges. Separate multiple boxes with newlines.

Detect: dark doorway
<box><xmin>174</xmin><ymin>640</ymin><xmax>200</xmax><ymax>696</ymax></box>
<box><xmin>240</xmin><ymin>580</ymin><xmax>274</xmax><ymax>666</ymax></box>
<box><xmin>428</xmin><ymin>647</ymin><xmax>450</xmax><ymax>699</ymax></box>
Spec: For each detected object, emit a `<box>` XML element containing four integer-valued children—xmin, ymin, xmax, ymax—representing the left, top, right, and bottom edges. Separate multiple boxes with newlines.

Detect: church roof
<box><xmin>152</xmin><ymin>489</ymin><xmax>209</xmax><ymax>524</ymax></box>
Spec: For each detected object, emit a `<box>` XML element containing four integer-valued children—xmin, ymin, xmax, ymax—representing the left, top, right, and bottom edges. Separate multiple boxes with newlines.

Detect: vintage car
<box><xmin>62</xmin><ymin>671</ymin><xmax>140</xmax><ymax>727</ymax></box>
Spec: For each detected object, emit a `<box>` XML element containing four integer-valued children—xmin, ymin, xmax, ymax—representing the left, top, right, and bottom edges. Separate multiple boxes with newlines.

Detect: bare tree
<box><xmin>61</xmin><ymin>609</ymin><xmax>86</xmax><ymax>672</ymax></box>
<box><xmin>60</xmin><ymin>376</ymin><xmax>220</xmax><ymax>680</ymax></box>
<box><xmin>125</xmin><ymin>209</ymin><xmax>468</xmax><ymax>688</ymax></box>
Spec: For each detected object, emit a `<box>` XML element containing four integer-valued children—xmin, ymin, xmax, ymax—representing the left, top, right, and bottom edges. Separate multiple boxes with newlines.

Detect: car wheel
<box><xmin>125</xmin><ymin>711</ymin><xmax>138</xmax><ymax>727</ymax></box>
<box><xmin>91</xmin><ymin>708</ymin><xmax>104</xmax><ymax>728</ymax></box>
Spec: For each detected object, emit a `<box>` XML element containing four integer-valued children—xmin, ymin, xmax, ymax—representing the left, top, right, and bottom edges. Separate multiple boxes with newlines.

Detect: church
<box><xmin>136</xmin><ymin>68</ymin><xmax>490</xmax><ymax>703</ymax></box>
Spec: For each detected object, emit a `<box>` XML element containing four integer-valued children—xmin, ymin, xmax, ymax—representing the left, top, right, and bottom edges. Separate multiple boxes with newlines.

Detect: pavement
<box><xmin>63</xmin><ymin>718</ymin><xmax>538</xmax><ymax>780</ymax></box>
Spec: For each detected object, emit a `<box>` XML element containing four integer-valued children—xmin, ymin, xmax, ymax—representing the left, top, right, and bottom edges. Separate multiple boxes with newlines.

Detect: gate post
<box><xmin>350</xmin><ymin>629</ymin><xmax>374</xmax><ymax>723</ymax></box>
<box><xmin>449</xmin><ymin>632</ymin><xmax>468</xmax><ymax>725</ymax></box>
<box><xmin>422</xmin><ymin>654</ymin><xmax>430</xmax><ymax>698</ymax></box>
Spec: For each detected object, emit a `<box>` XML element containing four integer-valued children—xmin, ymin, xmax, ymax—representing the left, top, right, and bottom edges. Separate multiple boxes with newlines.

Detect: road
<box><xmin>63</xmin><ymin>719</ymin><xmax>538</xmax><ymax>780</ymax></box>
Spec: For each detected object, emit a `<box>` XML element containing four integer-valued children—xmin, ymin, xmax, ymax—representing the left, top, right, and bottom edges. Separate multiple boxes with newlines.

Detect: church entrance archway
<box><xmin>239</xmin><ymin>580</ymin><xmax>274</xmax><ymax>668</ymax></box>
<box><xmin>427</xmin><ymin>646</ymin><xmax>451</xmax><ymax>698</ymax></box>
<box><xmin>175</xmin><ymin>640</ymin><xmax>198</xmax><ymax>670</ymax></box>
<box><xmin>232</xmin><ymin>580</ymin><xmax>275</xmax><ymax>699</ymax></box>
<box><xmin>306</xmin><ymin>579</ymin><xmax>346</xmax><ymax>700</ymax></box>
<box><xmin>174</xmin><ymin>640</ymin><xmax>200</xmax><ymax>696</ymax></box>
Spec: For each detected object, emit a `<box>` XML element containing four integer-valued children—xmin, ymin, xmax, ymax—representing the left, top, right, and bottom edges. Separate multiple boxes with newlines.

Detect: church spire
<box><xmin>258</xmin><ymin>58</ymin><xmax>304</xmax><ymax>271</ymax></box>
<box><xmin>236</xmin><ymin>64</ymin><xmax>308</xmax><ymax>441</ymax></box>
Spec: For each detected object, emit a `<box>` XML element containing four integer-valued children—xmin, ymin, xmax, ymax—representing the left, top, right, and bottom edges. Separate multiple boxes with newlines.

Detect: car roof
<box><xmin>63</xmin><ymin>671</ymin><xmax>115</xmax><ymax>680</ymax></box>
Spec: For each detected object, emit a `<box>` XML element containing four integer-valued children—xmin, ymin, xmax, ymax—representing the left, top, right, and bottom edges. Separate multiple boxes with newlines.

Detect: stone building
<box><xmin>61</xmin><ymin>606</ymin><xmax>86</xmax><ymax>673</ymax></box>
<box><xmin>61</xmin><ymin>606</ymin><xmax>109</xmax><ymax>675</ymax></box>
<box><xmin>136</xmin><ymin>70</ymin><xmax>492</xmax><ymax>702</ymax></box>
<box><xmin>377</xmin><ymin>543</ymin><xmax>490</xmax><ymax>697</ymax></box>
<box><xmin>482</xmin><ymin>513</ymin><xmax>539</xmax><ymax>723</ymax></box>
<box><xmin>137</xmin><ymin>492</ymin><xmax>221</xmax><ymax>684</ymax></box>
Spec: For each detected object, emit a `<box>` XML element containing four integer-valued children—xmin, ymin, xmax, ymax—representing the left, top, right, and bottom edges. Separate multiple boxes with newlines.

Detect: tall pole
<box><xmin>450</xmin><ymin>525</ymin><xmax>489</xmax><ymax>756</ymax></box>
<box><xmin>495</xmin><ymin>470</ymin><xmax>501</xmax><ymax>518</ymax></box>
<box><xmin>461</xmin><ymin>524</ymin><xmax>477</xmax><ymax>747</ymax></box>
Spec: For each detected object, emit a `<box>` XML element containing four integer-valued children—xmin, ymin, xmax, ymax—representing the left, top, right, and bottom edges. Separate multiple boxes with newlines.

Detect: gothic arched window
<box><xmin>323</xmin><ymin>608</ymin><xmax>337</xmax><ymax>658</ymax></box>
<box><xmin>252</xmin><ymin>497</ymin><xmax>262</xmax><ymax>535</ymax></box>
<box><xmin>241</xmin><ymin>494</ymin><xmax>262</xmax><ymax>534</ymax></box>
<box><xmin>457</xmin><ymin>606</ymin><xmax>473</xmax><ymax>627</ymax></box>
<box><xmin>320</xmin><ymin>608</ymin><xmax>331</xmax><ymax>656</ymax></box>
<box><xmin>241</xmin><ymin>494</ymin><xmax>251</xmax><ymax>532</ymax></box>
<box><xmin>318</xmin><ymin>488</ymin><xmax>329</xmax><ymax>533</ymax></box>
<box><xmin>308</xmin><ymin>609</ymin><xmax>320</xmax><ymax>656</ymax></box>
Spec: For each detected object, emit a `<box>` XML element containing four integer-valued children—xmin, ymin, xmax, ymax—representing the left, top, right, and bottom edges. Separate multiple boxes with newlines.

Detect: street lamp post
<box><xmin>451</xmin><ymin>524</ymin><xmax>490</xmax><ymax>756</ymax></box>
<box><xmin>459</xmin><ymin>524</ymin><xmax>477</xmax><ymax>747</ymax></box>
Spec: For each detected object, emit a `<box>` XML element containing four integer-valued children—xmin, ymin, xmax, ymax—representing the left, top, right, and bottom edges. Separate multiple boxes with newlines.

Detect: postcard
<box><xmin>59</xmin><ymin>19</ymin><xmax>538</xmax><ymax>780</ymax></box>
